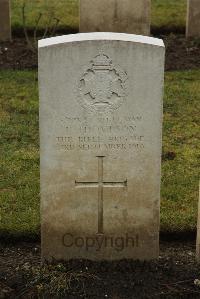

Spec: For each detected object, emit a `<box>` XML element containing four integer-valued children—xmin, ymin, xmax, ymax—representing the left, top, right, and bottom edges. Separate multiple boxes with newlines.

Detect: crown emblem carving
<box><xmin>78</xmin><ymin>52</ymin><xmax>128</xmax><ymax>113</ymax></box>
<box><xmin>92</xmin><ymin>53</ymin><xmax>112</xmax><ymax>70</ymax></box>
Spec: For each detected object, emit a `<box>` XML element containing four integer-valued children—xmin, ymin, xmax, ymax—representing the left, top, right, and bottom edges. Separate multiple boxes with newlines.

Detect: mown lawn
<box><xmin>152</xmin><ymin>0</ymin><xmax>186</xmax><ymax>31</ymax></box>
<box><xmin>0</xmin><ymin>70</ymin><xmax>199</xmax><ymax>238</ymax></box>
<box><xmin>161</xmin><ymin>71</ymin><xmax>200</xmax><ymax>232</ymax></box>
<box><xmin>11</xmin><ymin>0</ymin><xmax>187</xmax><ymax>33</ymax></box>
<box><xmin>0</xmin><ymin>71</ymin><xmax>39</xmax><ymax>239</ymax></box>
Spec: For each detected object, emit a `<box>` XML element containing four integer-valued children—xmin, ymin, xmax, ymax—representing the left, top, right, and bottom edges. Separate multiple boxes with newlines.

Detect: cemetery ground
<box><xmin>0</xmin><ymin>1</ymin><xmax>200</xmax><ymax>298</ymax></box>
<box><xmin>0</xmin><ymin>69</ymin><xmax>199</xmax><ymax>238</ymax></box>
<box><xmin>0</xmin><ymin>68</ymin><xmax>200</xmax><ymax>298</ymax></box>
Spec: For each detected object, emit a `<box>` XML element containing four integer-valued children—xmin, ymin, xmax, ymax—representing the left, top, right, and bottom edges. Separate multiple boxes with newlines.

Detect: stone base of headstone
<box><xmin>196</xmin><ymin>182</ymin><xmax>200</xmax><ymax>262</ymax></box>
<box><xmin>0</xmin><ymin>0</ymin><xmax>11</xmax><ymax>41</ymax></box>
<box><xmin>186</xmin><ymin>0</ymin><xmax>200</xmax><ymax>38</ymax></box>
<box><xmin>80</xmin><ymin>0</ymin><xmax>151</xmax><ymax>36</ymax></box>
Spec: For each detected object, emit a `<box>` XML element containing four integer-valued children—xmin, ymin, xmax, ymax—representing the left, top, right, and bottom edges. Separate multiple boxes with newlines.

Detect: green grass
<box><xmin>161</xmin><ymin>71</ymin><xmax>200</xmax><ymax>232</ymax></box>
<box><xmin>0</xmin><ymin>71</ymin><xmax>39</xmax><ymax>239</ymax></box>
<box><xmin>11</xmin><ymin>0</ymin><xmax>79</xmax><ymax>33</ymax></box>
<box><xmin>151</xmin><ymin>0</ymin><xmax>186</xmax><ymax>31</ymax></box>
<box><xmin>10</xmin><ymin>0</ymin><xmax>187</xmax><ymax>34</ymax></box>
<box><xmin>0</xmin><ymin>70</ymin><xmax>199</xmax><ymax>238</ymax></box>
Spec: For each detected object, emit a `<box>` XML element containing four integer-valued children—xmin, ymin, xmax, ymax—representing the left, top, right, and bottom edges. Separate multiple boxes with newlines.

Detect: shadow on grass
<box><xmin>12</xmin><ymin>26</ymin><xmax>78</xmax><ymax>38</ymax></box>
<box><xmin>11</xmin><ymin>25</ymin><xmax>185</xmax><ymax>39</ymax></box>
<box><xmin>0</xmin><ymin>230</ymin><xmax>196</xmax><ymax>245</ymax></box>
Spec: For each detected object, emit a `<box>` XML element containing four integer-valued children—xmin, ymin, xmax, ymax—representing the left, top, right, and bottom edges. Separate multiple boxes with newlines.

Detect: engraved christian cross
<box><xmin>75</xmin><ymin>156</ymin><xmax>127</xmax><ymax>234</ymax></box>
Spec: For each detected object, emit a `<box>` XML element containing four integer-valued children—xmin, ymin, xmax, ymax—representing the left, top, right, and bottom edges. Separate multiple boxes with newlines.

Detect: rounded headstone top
<box><xmin>38</xmin><ymin>32</ymin><xmax>164</xmax><ymax>49</ymax></box>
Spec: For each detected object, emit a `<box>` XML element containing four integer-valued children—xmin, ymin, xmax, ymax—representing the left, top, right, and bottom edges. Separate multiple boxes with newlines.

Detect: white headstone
<box><xmin>39</xmin><ymin>33</ymin><xmax>165</xmax><ymax>261</ymax></box>
<box><xmin>80</xmin><ymin>0</ymin><xmax>151</xmax><ymax>35</ymax></box>
<box><xmin>186</xmin><ymin>0</ymin><xmax>200</xmax><ymax>38</ymax></box>
<box><xmin>0</xmin><ymin>0</ymin><xmax>11</xmax><ymax>41</ymax></box>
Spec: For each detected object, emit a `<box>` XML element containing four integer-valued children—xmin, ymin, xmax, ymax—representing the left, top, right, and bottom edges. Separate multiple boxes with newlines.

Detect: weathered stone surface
<box><xmin>186</xmin><ymin>0</ymin><xmax>200</xmax><ymax>37</ymax></box>
<box><xmin>0</xmin><ymin>0</ymin><xmax>11</xmax><ymax>41</ymax></box>
<box><xmin>196</xmin><ymin>182</ymin><xmax>200</xmax><ymax>262</ymax></box>
<box><xmin>80</xmin><ymin>0</ymin><xmax>151</xmax><ymax>35</ymax></box>
<box><xmin>39</xmin><ymin>33</ymin><xmax>165</xmax><ymax>261</ymax></box>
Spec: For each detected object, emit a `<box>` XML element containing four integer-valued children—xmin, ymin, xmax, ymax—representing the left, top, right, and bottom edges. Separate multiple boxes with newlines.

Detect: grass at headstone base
<box><xmin>11</xmin><ymin>0</ymin><xmax>186</xmax><ymax>34</ymax></box>
<box><xmin>0</xmin><ymin>70</ymin><xmax>199</xmax><ymax>239</ymax></box>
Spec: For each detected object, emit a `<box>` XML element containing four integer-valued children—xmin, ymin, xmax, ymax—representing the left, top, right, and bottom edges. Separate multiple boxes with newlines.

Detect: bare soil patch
<box><xmin>0</xmin><ymin>241</ymin><xmax>200</xmax><ymax>298</ymax></box>
<box><xmin>0</xmin><ymin>35</ymin><xmax>199</xmax><ymax>71</ymax></box>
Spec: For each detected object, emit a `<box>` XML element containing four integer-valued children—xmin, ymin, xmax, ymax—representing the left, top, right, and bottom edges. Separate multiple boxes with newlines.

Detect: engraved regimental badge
<box><xmin>78</xmin><ymin>53</ymin><xmax>128</xmax><ymax>113</ymax></box>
